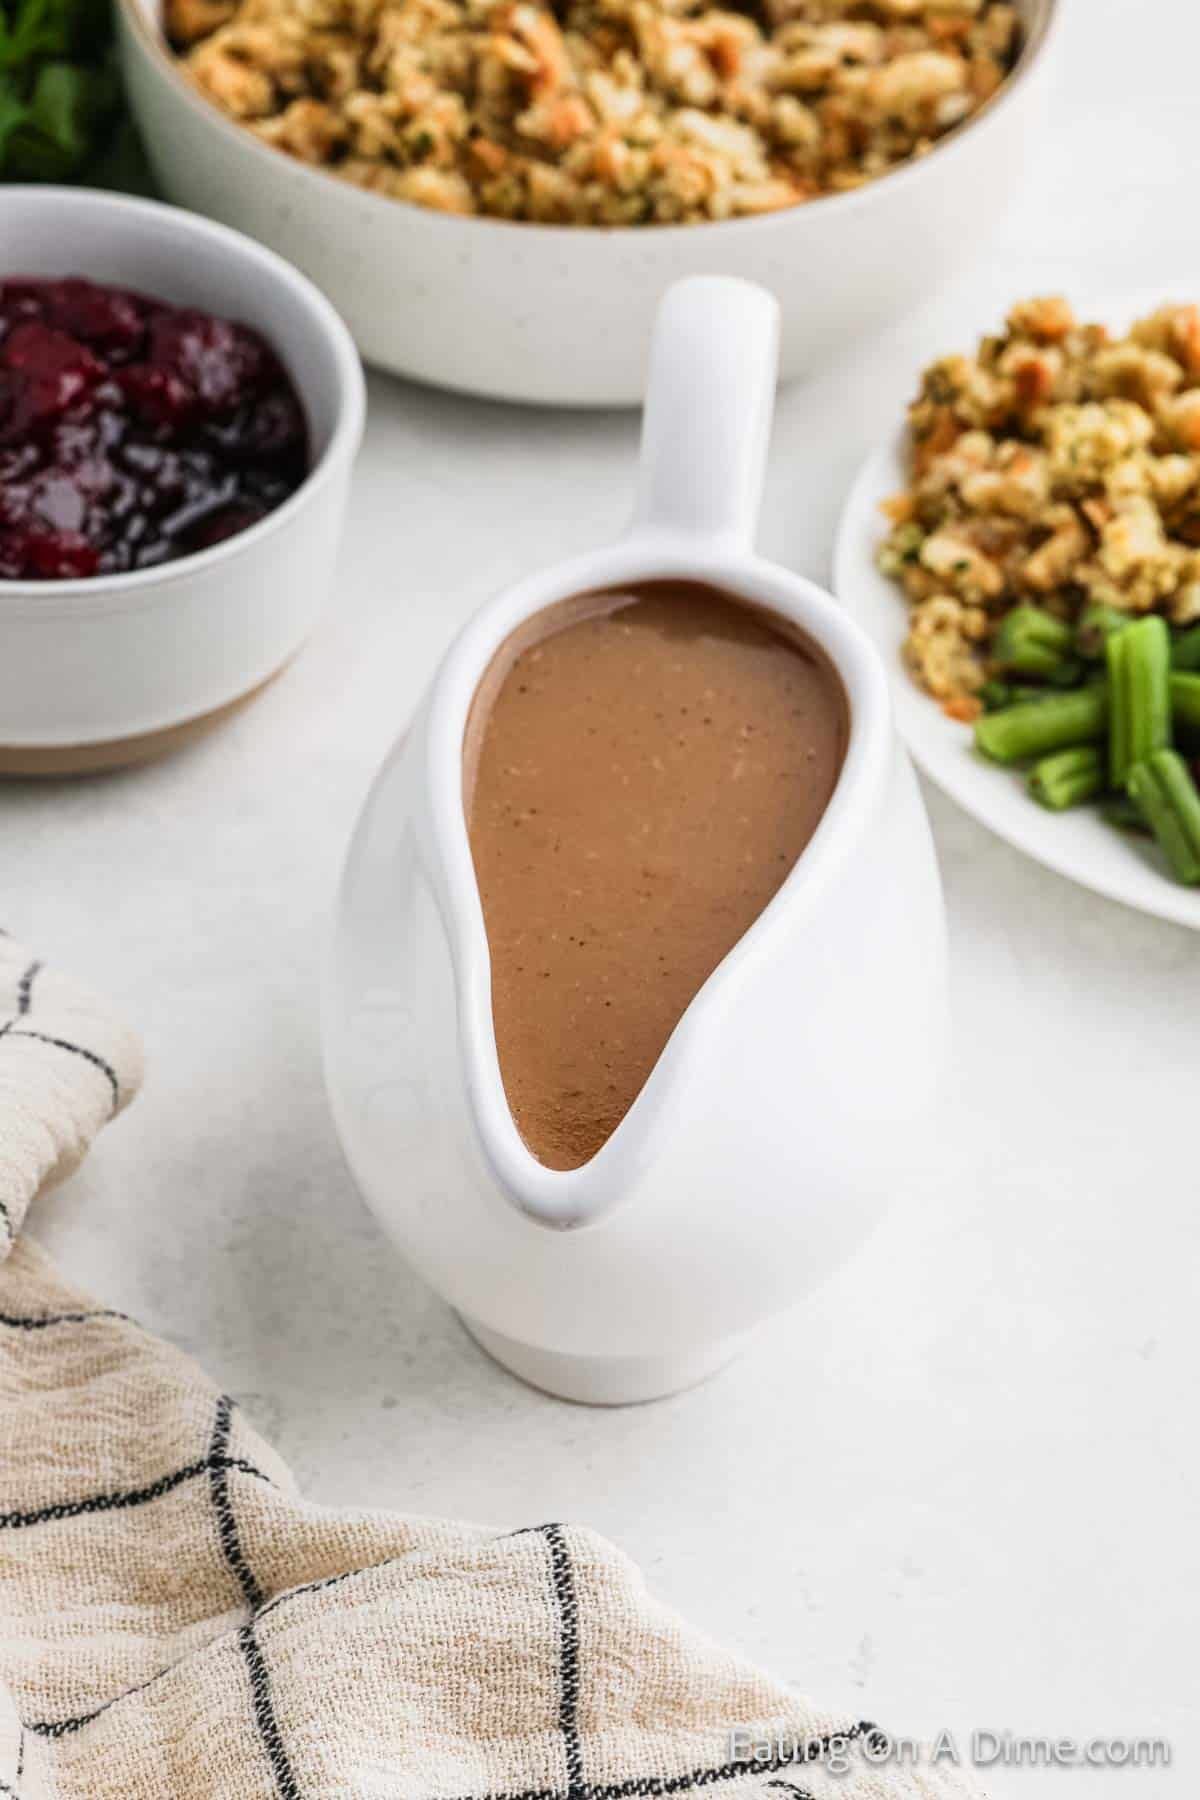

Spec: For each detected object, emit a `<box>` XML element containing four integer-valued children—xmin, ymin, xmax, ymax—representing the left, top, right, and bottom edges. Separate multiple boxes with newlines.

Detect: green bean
<box><xmin>1076</xmin><ymin>603</ymin><xmax>1132</xmax><ymax>660</ymax></box>
<box><xmin>1028</xmin><ymin>745</ymin><xmax>1106</xmax><ymax>811</ymax></box>
<box><xmin>1171</xmin><ymin>671</ymin><xmax>1200</xmax><ymax>739</ymax></box>
<box><xmin>978</xmin><ymin>679</ymin><xmax>1058</xmax><ymax>713</ymax></box>
<box><xmin>993</xmin><ymin>604</ymin><xmax>1079</xmax><ymax>684</ymax></box>
<box><xmin>996</xmin><ymin>604</ymin><xmax>1073</xmax><ymax>659</ymax></box>
<box><xmin>974</xmin><ymin>683</ymin><xmax>1109</xmax><ymax>765</ymax></box>
<box><xmin>1172</xmin><ymin>624</ymin><xmax>1200</xmax><ymax>672</ymax></box>
<box><xmin>1107</xmin><ymin>615</ymin><xmax>1171</xmax><ymax>788</ymax></box>
<box><xmin>1127</xmin><ymin>751</ymin><xmax>1200</xmax><ymax>884</ymax></box>
<box><xmin>1101</xmin><ymin>795</ymin><xmax>1152</xmax><ymax>835</ymax></box>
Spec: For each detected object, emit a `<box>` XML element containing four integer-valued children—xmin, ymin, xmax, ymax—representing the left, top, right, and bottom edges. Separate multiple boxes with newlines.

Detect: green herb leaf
<box><xmin>0</xmin><ymin>74</ymin><xmax>32</xmax><ymax>157</ymax></box>
<box><xmin>0</xmin><ymin>0</ymin><xmax>120</xmax><ymax>177</ymax></box>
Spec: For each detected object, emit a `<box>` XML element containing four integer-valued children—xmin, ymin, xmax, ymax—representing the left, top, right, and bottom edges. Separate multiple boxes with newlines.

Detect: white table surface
<box><xmin>7</xmin><ymin>1</ymin><xmax>1198</xmax><ymax>1792</ymax></box>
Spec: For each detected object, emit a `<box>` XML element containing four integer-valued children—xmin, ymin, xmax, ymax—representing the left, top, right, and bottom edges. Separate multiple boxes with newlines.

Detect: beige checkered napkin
<box><xmin>0</xmin><ymin>936</ymin><xmax>986</xmax><ymax>1800</ymax></box>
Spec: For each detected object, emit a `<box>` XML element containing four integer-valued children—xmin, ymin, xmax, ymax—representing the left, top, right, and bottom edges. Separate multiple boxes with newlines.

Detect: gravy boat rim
<box><xmin>423</xmin><ymin>528</ymin><xmax>894</xmax><ymax>1230</ymax></box>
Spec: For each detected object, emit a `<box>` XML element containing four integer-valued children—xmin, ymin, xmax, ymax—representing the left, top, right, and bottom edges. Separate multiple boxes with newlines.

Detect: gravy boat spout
<box><xmin>325</xmin><ymin>277</ymin><xmax>949</xmax><ymax>1403</ymax></box>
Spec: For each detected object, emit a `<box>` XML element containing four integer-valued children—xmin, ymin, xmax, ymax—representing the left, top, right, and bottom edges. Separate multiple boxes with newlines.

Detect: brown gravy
<box><xmin>464</xmin><ymin>580</ymin><xmax>848</xmax><ymax>1170</ymax></box>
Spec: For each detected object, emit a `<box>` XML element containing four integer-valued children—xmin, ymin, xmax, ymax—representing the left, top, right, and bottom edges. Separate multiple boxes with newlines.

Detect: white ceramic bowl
<box><xmin>0</xmin><ymin>187</ymin><xmax>365</xmax><ymax>774</ymax></box>
<box><xmin>118</xmin><ymin>0</ymin><xmax>1059</xmax><ymax>407</ymax></box>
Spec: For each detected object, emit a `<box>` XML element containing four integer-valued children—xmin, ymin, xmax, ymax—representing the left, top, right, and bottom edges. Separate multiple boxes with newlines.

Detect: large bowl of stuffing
<box><xmin>117</xmin><ymin>0</ymin><xmax>1058</xmax><ymax>404</ymax></box>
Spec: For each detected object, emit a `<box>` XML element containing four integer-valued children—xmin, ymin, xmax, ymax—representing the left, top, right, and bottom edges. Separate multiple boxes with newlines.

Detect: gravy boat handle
<box><xmin>628</xmin><ymin>275</ymin><xmax>781</xmax><ymax>552</ymax></box>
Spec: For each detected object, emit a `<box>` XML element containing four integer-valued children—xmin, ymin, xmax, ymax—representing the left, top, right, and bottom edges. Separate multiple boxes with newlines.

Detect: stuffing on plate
<box><xmin>879</xmin><ymin>297</ymin><xmax>1200</xmax><ymax>720</ymax></box>
<box><xmin>167</xmin><ymin>0</ymin><xmax>1020</xmax><ymax>226</ymax></box>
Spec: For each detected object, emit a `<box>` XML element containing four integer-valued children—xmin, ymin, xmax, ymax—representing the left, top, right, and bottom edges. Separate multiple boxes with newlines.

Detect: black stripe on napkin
<box><xmin>540</xmin><ymin>1524</ymin><xmax>584</xmax><ymax>1800</ymax></box>
<box><xmin>0</xmin><ymin>958</ymin><xmax>41</xmax><ymax>1045</ymax></box>
<box><xmin>209</xmin><ymin>1395</ymin><xmax>264</xmax><ymax>1610</ymax></box>
<box><xmin>239</xmin><ymin>1622</ymin><xmax>303</xmax><ymax>1800</ymax></box>
<box><xmin>16</xmin><ymin>960</ymin><xmax>41</xmax><ymax>1014</ymax></box>
<box><xmin>0</xmin><ymin>1306</ymin><xmax>128</xmax><ymax>1331</ymax></box>
<box><xmin>0</xmin><ymin>1453</ymin><xmax>269</xmax><ymax>1531</ymax></box>
<box><xmin>205</xmin><ymin>1396</ymin><xmax>303</xmax><ymax>1800</ymax></box>
<box><xmin>2</xmin><ymin>1029</ymin><xmax>120</xmax><ymax>1113</ymax></box>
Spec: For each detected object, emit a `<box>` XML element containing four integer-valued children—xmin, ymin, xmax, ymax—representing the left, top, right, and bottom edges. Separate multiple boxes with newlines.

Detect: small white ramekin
<box><xmin>0</xmin><ymin>187</ymin><xmax>365</xmax><ymax>774</ymax></box>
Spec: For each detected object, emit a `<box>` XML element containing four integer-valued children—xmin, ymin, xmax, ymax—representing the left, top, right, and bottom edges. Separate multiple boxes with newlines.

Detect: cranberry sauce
<box><xmin>0</xmin><ymin>278</ymin><xmax>309</xmax><ymax>581</ymax></box>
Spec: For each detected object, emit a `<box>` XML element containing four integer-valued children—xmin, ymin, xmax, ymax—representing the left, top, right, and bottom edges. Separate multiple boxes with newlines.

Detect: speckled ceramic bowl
<box><xmin>117</xmin><ymin>0</ymin><xmax>1060</xmax><ymax>406</ymax></box>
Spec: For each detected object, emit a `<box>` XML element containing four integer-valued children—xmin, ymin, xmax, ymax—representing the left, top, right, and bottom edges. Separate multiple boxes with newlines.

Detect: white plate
<box><xmin>834</xmin><ymin>387</ymin><xmax>1200</xmax><ymax>933</ymax></box>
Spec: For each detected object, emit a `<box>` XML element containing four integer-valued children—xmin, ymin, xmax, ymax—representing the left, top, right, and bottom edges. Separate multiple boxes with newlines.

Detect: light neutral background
<box><xmin>5</xmin><ymin>1</ymin><xmax>1197</xmax><ymax>1792</ymax></box>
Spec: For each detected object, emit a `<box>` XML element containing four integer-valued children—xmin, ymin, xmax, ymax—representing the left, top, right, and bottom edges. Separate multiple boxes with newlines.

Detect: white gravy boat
<box><xmin>325</xmin><ymin>278</ymin><xmax>948</xmax><ymax>1404</ymax></box>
